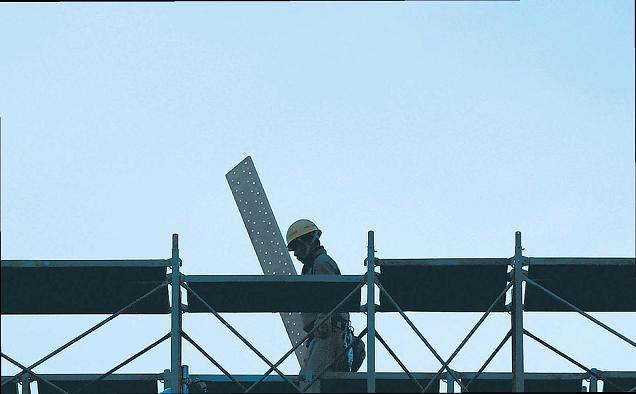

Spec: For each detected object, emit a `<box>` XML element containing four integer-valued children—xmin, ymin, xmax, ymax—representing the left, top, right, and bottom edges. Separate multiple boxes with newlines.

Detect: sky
<box><xmin>1</xmin><ymin>1</ymin><xmax>634</xmax><ymax>392</ymax></box>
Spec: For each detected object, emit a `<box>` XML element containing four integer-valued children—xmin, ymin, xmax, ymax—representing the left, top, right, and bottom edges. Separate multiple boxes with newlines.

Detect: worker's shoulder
<box><xmin>313</xmin><ymin>252</ymin><xmax>340</xmax><ymax>273</ymax></box>
<box><xmin>314</xmin><ymin>251</ymin><xmax>337</xmax><ymax>264</ymax></box>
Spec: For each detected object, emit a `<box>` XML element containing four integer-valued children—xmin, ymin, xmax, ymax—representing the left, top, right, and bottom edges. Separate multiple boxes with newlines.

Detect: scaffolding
<box><xmin>1</xmin><ymin>231</ymin><xmax>635</xmax><ymax>393</ymax></box>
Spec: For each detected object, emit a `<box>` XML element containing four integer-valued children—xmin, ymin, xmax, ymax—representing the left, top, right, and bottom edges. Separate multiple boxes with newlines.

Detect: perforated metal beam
<box><xmin>226</xmin><ymin>156</ymin><xmax>306</xmax><ymax>367</ymax></box>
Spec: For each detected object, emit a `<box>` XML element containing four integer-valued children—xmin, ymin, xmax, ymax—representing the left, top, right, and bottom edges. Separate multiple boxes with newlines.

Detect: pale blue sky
<box><xmin>1</xmin><ymin>1</ymin><xmax>634</xmax><ymax>391</ymax></box>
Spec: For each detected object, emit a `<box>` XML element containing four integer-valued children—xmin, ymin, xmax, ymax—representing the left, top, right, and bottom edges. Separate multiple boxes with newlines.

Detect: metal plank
<box><xmin>525</xmin><ymin>258</ymin><xmax>636</xmax><ymax>312</ymax></box>
<box><xmin>29</xmin><ymin>374</ymin><xmax>161</xmax><ymax>381</ymax></box>
<box><xmin>226</xmin><ymin>156</ymin><xmax>306</xmax><ymax>367</ymax></box>
<box><xmin>36</xmin><ymin>379</ymin><xmax>157</xmax><ymax>394</ymax></box>
<box><xmin>377</xmin><ymin>258</ymin><xmax>509</xmax><ymax>267</ymax></box>
<box><xmin>185</xmin><ymin>275</ymin><xmax>363</xmax><ymax>284</ymax></box>
<box><xmin>184</xmin><ymin>275</ymin><xmax>362</xmax><ymax>312</ymax></box>
<box><xmin>190</xmin><ymin>373</ymin><xmax>440</xmax><ymax>393</ymax></box>
<box><xmin>458</xmin><ymin>372</ymin><xmax>585</xmax><ymax>380</ymax></box>
<box><xmin>528</xmin><ymin>258</ymin><xmax>635</xmax><ymax>266</ymax></box>
<box><xmin>1</xmin><ymin>259</ymin><xmax>171</xmax><ymax>268</ymax></box>
<box><xmin>1</xmin><ymin>266</ymin><xmax>169</xmax><ymax>314</ymax></box>
<box><xmin>602</xmin><ymin>378</ymin><xmax>636</xmax><ymax>392</ymax></box>
<box><xmin>320</xmin><ymin>372</ymin><xmax>440</xmax><ymax>393</ymax></box>
<box><xmin>0</xmin><ymin>379</ymin><xmax>18</xmax><ymax>394</ymax></box>
<box><xmin>459</xmin><ymin>372</ymin><xmax>585</xmax><ymax>392</ymax></box>
<box><xmin>459</xmin><ymin>377</ymin><xmax>583</xmax><ymax>392</ymax></box>
<box><xmin>378</xmin><ymin>263</ymin><xmax>509</xmax><ymax>312</ymax></box>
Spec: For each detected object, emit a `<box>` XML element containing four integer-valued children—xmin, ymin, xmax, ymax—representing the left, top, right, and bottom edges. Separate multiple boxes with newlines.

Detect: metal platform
<box><xmin>189</xmin><ymin>372</ymin><xmax>441</xmax><ymax>393</ymax></box>
<box><xmin>185</xmin><ymin>275</ymin><xmax>363</xmax><ymax>313</ymax></box>
<box><xmin>458</xmin><ymin>372</ymin><xmax>584</xmax><ymax>392</ymax></box>
<box><xmin>604</xmin><ymin>376</ymin><xmax>636</xmax><ymax>392</ymax></box>
<box><xmin>4</xmin><ymin>372</ymin><xmax>636</xmax><ymax>393</ymax></box>
<box><xmin>32</xmin><ymin>374</ymin><xmax>159</xmax><ymax>394</ymax></box>
<box><xmin>1</xmin><ymin>260</ymin><xmax>170</xmax><ymax>314</ymax></box>
<box><xmin>525</xmin><ymin>258</ymin><xmax>636</xmax><ymax>312</ymax></box>
<box><xmin>377</xmin><ymin>259</ymin><xmax>509</xmax><ymax>312</ymax></box>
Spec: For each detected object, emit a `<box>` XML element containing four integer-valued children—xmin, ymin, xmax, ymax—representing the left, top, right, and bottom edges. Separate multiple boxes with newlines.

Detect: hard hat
<box><xmin>286</xmin><ymin>219</ymin><xmax>321</xmax><ymax>249</ymax></box>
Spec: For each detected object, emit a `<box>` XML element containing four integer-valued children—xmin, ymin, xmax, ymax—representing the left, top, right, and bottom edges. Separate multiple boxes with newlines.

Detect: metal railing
<box><xmin>2</xmin><ymin>231</ymin><xmax>635</xmax><ymax>393</ymax></box>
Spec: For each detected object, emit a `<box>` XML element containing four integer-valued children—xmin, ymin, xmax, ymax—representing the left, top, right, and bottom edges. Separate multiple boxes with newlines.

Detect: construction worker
<box><xmin>286</xmin><ymin>219</ymin><xmax>355</xmax><ymax>389</ymax></box>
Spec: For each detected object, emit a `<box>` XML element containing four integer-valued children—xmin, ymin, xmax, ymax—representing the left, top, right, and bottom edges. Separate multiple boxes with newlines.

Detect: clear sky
<box><xmin>1</xmin><ymin>1</ymin><xmax>634</xmax><ymax>391</ymax></box>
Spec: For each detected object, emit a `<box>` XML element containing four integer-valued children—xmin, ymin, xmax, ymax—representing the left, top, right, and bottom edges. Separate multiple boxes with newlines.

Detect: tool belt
<box><xmin>304</xmin><ymin>316</ymin><xmax>349</xmax><ymax>347</ymax></box>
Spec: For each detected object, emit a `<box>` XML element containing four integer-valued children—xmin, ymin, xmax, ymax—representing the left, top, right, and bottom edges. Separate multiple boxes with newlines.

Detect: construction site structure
<box><xmin>1</xmin><ymin>231</ymin><xmax>635</xmax><ymax>393</ymax></box>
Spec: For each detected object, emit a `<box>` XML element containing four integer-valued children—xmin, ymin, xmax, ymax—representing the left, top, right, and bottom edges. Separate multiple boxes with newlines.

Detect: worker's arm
<box><xmin>312</xmin><ymin>254</ymin><xmax>343</xmax><ymax>338</ymax></box>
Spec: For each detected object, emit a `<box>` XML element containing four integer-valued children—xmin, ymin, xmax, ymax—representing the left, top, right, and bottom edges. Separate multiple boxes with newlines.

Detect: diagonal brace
<box><xmin>0</xmin><ymin>281</ymin><xmax>169</xmax><ymax>389</ymax></box>
<box><xmin>182</xmin><ymin>331</ymin><xmax>247</xmax><ymax>392</ymax></box>
<box><xmin>376</xmin><ymin>280</ymin><xmax>468</xmax><ymax>392</ymax></box>
<box><xmin>183</xmin><ymin>282</ymin><xmax>303</xmax><ymax>392</ymax></box>
<box><xmin>1</xmin><ymin>352</ymin><xmax>69</xmax><ymax>394</ymax></box>
<box><xmin>244</xmin><ymin>280</ymin><xmax>365</xmax><ymax>393</ymax></box>
<box><xmin>74</xmin><ymin>333</ymin><xmax>170</xmax><ymax>394</ymax></box>
<box><xmin>465</xmin><ymin>330</ymin><xmax>511</xmax><ymax>389</ymax></box>
<box><xmin>375</xmin><ymin>330</ymin><xmax>425</xmax><ymax>393</ymax></box>
<box><xmin>524</xmin><ymin>276</ymin><xmax>635</xmax><ymax>348</ymax></box>
<box><xmin>523</xmin><ymin>329</ymin><xmax>626</xmax><ymax>392</ymax></box>
<box><xmin>423</xmin><ymin>281</ymin><xmax>513</xmax><ymax>393</ymax></box>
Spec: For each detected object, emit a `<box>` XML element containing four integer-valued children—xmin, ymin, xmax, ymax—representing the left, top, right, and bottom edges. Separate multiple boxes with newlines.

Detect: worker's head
<box><xmin>286</xmin><ymin>219</ymin><xmax>322</xmax><ymax>261</ymax></box>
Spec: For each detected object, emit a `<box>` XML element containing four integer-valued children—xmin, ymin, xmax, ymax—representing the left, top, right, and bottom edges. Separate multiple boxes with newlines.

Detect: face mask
<box><xmin>292</xmin><ymin>232</ymin><xmax>320</xmax><ymax>261</ymax></box>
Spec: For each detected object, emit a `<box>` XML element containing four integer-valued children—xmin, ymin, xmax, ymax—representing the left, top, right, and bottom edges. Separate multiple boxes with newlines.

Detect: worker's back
<box><xmin>301</xmin><ymin>249</ymin><xmax>350</xmax><ymax>332</ymax></box>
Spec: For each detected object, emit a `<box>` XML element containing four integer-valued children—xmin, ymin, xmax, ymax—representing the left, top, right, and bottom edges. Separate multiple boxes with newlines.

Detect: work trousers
<box><xmin>300</xmin><ymin>328</ymin><xmax>347</xmax><ymax>393</ymax></box>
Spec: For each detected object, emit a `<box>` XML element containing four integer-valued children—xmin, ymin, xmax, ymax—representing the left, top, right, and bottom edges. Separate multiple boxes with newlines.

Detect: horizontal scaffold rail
<box><xmin>3</xmin><ymin>371</ymin><xmax>636</xmax><ymax>393</ymax></box>
<box><xmin>1</xmin><ymin>259</ymin><xmax>172</xmax><ymax>268</ymax></box>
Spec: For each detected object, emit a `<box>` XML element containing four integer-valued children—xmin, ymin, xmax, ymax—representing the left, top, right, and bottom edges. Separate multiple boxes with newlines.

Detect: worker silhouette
<box><xmin>287</xmin><ymin>219</ymin><xmax>364</xmax><ymax>391</ymax></box>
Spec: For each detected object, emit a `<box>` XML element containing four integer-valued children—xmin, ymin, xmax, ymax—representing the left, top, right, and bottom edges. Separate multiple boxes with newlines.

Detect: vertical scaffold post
<box><xmin>589</xmin><ymin>369</ymin><xmax>598</xmax><ymax>392</ymax></box>
<box><xmin>366</xmin><ymin>230</ymin><xmax>376</xmax><ymax>393</ymax></box>
<box><xmin>163</xmin><ymin>369</ymin><xmax>171</xmax><ymax>391</ymax></box>
<box><xmin>171</xmin><ymin>234</ymin><xmax>183</xmax><ymax>393</ymax></box>
<box><xmin>446</xmin><ymin>370</ymin><xmax>455</xmax><ymax>393</ymax></box>
<box><xmin>21</xmin><ymin>373</ymin><xmax>31</xmax><ymax>394</ymax></box>
<box><xmin>511</xmin><ymin>231</ymin><xmax>525</xmax><ymax>392</ymax></box>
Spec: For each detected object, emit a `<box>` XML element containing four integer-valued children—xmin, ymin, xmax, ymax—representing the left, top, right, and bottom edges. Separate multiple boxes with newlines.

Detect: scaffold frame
<box><xmin>2</xmin><ymin>231</ymin><xmax>635</xmax><ymax>393</ymax></box>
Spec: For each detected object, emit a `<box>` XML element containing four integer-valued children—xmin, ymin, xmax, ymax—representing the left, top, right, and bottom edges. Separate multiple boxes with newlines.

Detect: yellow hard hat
<box><xmin>286</xmin><ymin>219</ymin><xmax>321</xmax><ymax>249</ymax></box>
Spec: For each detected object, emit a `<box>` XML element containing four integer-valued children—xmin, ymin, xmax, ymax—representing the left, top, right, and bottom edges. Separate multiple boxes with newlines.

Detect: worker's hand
<box><xmin>314</xmin><ymin>313</ymin><xmax>332</xmax><ymax>338</ymax></box>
